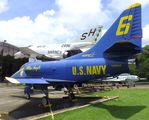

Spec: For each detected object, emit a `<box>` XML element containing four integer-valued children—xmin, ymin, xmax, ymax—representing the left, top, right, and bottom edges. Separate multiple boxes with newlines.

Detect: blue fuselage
<box><xmin>12</xmin><ymin>58</ymin><xmax>129</xmax><ymax>83</ymax></box>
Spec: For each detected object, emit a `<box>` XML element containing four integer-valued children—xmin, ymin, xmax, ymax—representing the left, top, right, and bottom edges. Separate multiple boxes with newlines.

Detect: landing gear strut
<box><xmin>24</xmin><ymin>85</ymin><xmax>31</xmax><ymax>99</ymax></box>
<box><xmin>41</xmin><ymin>86</ymin><xmax>49</xmax><ymax>106</ymax></box>
<box><xmin>41</xmin><ymin>86</ymin><xmax>54</xmax><ymax>119</ymax></box>
<box><xmin>68</xmin><ymin>88</ymin><xmax>75</xmax><ymax>100</ymax></box>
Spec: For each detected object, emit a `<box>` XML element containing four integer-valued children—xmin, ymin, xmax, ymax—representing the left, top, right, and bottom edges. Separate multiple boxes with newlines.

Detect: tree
<box><xmin>130</xmin><ymin>45</ymin><xmax>149</xmax><ymax>80</ymax></box>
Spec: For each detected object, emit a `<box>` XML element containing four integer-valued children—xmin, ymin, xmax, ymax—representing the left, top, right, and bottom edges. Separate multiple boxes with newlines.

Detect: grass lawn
<box><xmin>40</xmin><ymin>88</ymin><xmax>149</xmax><ymax>120</ymax></box>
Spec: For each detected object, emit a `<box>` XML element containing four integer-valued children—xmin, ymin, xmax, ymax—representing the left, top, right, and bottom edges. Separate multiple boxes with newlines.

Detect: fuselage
<box><xmin>14</xmin><ymin>42</ymin><xmax>95</xmax><ymax>59</ymax></box>
<box><xmin>12</xmin><ymin>58</ymin><xmax>129</xmax><ymax>83</ymax></box>
<box><xmin>6</xmin><ymin>3</ymin><xmax>142</xmax><ymax>99</ymax></box>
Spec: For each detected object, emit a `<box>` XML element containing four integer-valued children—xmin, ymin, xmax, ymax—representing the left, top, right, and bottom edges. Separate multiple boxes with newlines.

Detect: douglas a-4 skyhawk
<box><xmin>6</xmin><ymin>3</ymin><xmax>142</xmax><ymax>106</ymax></box>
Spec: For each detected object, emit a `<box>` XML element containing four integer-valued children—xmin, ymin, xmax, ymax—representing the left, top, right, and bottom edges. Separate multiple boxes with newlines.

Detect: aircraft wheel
<box><xmin>41</xmin><ymin>97</ymin><xmax>49</xmax><ymax>106</ymax></box>
<box><xmin>68</xmin><ymin>93</ymin><xmax>75</xmax><ymax>100</ymax></box>
<box><xmin>26</xmin><ymin>94</ymin><xmax>30</xmax><ymax>99</ymax></box>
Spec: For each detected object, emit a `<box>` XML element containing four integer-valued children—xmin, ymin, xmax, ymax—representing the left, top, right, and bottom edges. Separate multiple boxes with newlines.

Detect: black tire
<box><xmin>68</xmin><ymin>93</ymin><xmax>75</xmax><ymax>100</ymax></box>
<box><xmin>41</xmin><ymin>97</ymin><xmax>49</xmax><ymax>106</ymax></box>
<box><xmin>133</xmin><ymin>84</ymin><xmax>136</xmax><ymax>87</ymax></box>
<box><xmin>26</xmin><ymin>94</ymin><xmax>30</xmax><ymax>99</ymax></box>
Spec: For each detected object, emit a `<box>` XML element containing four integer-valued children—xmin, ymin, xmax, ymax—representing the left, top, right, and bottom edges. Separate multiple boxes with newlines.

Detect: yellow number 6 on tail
<box><xmin>116</xmin><ymin>15</ymin><xmax>133</xmax><ymax>36</ymax></box>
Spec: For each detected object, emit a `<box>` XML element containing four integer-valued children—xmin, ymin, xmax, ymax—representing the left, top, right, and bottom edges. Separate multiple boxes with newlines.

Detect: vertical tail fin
<box><xmin>67</xmin><ymin>3</ymin><xmax>142</xmax><ymax>59</ymax></box>
<box><xmin>67</xmin><ymin>25</ymin><xmax>103</xmax><ymax>44</ymax></box>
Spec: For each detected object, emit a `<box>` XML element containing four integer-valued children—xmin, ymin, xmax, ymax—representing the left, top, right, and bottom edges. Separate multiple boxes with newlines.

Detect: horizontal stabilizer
<box><xmin>104</xmin><ymin>41</ymin><xmax>142</xmax><ymax>58</ymax></box>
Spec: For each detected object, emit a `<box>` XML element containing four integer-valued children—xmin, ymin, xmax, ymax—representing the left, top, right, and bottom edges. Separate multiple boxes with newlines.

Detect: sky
<box><xmin>0</xmin><ymin>0</ymin><xmax>148</xmax><ymax>47</ymax></box>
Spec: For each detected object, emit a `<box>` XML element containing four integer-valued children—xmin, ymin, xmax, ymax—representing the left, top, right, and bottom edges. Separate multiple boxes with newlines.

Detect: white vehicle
<box><xmin>14</xmin><ymin>25</ymin><xmax>103</xmax><ymax>60</ymax></box>
<box><xmin>104</xmin><ymin>73</ymin><xmax>140</xmax><ymax>87</ymax></box>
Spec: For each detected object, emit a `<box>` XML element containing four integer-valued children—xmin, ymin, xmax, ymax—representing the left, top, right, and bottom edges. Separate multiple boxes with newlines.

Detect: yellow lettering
<box><xmin>101</xmin><ymin>65</ymin><xmax>106</xmax><ymax>74</ymax></box>
<box><xmin>79</xmin><ymin>66</ymin><xmax>83</xmax><ymax>75</ymax></box>
<box><xmin>86</xmin><ymin>66</ymin><xmax>92</xmax><ymax>75</ymax></box>
<box><xmin>19</xmin><ymin>67</ymin><xmax>24</xmax><ymax>77</ymax></box>
<box><xmin>92</xmin><ymin>66</ymin><xmax>97</xmax><ymax>75</ymax></box>
<box><xmin>33</xmin><ymin>66</ymin><xmax>40</xmax><ymax>71</ymax></box>
<box><xmin>72</xmin><ymin>66</ymin><xmax>77</xmax><ymax>75</ymax></box>
<box><xmin>72</xmin><ymin>65</ymin><xmax>107</xmax><ymax>76</ymax></box>
<box><xmin>96</xmin><ymin>66</ymin><xmax>101</xmax><ymax>75</ymax></box>
<box><xmin>116</xmin><ymin>15</ymin><xmax>133</xmax><ymax>36</ymax></box>
<box><xmin>26</xmin><ymin>66</ymin><xmax>32</xmax><ymax>70</ymax></box>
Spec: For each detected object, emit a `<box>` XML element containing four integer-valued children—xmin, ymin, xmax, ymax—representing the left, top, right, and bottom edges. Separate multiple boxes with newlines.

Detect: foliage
<box><xmin>129</xmin><ymin>45</ymin><xmax>149</xmax><ymax>80</ymax></box>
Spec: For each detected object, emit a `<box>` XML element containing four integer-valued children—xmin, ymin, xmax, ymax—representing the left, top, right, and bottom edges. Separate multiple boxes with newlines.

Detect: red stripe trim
<box><xmin>128</xmin><ymin>36</ymin><xmax>142</xmax><ymax>40</ymax></box>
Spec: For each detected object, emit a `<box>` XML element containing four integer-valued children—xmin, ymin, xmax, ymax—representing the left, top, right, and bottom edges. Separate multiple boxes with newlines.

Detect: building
<box><xmin>0</xmin><ymin>40</ymin><xmax>19</xmax><ymax>56</ymax></box>
<box><xmin>0</xmin><ymin>41</ymin><xmax>27</xmax><ymax>81</ymax></box>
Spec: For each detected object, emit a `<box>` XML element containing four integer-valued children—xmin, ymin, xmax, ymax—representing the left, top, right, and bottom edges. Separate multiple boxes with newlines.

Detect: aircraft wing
<box><xmin>103</xmin><ymin>78</ymin><xmax>126</xmax><ymax>82</ymax></box>
<box><xmin>19</xmin><ymin>47</ymin><xmax>42</xmax><ymax>57</ymax></box>
<box><xmin>5</xmin><ymin>77</ymin><xmax>75</xmax><ymax>84</ymax></box>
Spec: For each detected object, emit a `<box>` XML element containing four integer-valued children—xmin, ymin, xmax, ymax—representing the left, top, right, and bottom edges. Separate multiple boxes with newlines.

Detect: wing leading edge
<box><xmin>5</xmin><ymin>77</ymin><xmax>75</xmax><ymax>84</ymax></box>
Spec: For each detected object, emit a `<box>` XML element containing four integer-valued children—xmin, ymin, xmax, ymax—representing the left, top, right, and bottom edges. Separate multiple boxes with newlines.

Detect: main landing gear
<box><xmin>41</xmin><ymin>96</ymin><xmax>49</xmax><ymax>106</ymax></box>
<box><xmin>67</xmin><ymin>88</ymin><xmax>75</xmax><ymax>100</ymax></box>
<box><xmin>24</xmin><ymin>85</ymin><xmax>50</xmax><ymax>106</ymax></box>
<box><xmin>24</xmin><ymin>84</ymin><xmax>76</xmax><ymax>106</ymax></box>
<box><xmin>41</xmin><ymin>86</ymin><xmax>49</xmax><ymax>107</ymax></box>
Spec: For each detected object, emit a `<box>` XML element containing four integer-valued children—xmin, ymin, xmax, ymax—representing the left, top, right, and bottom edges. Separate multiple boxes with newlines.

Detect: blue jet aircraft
<box><xmin>6</xmin><ymin>3</ymin><xmax>142</xmax><ymax>105</ymax></box>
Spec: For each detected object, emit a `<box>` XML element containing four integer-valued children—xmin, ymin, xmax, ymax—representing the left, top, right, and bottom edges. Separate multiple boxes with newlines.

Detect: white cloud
<box><xmin>138</xmin><ymin>0</ymin><xmax>149</xmax><ymax>6</ymax></box>
<box><xmin>0</xmin><ymin>0</ymin><xmax>148</xmax><ymax>47</ymax></box>
<box><xmin>0</xmin><ymin>0</ymin><xmax>110</xmax><ymax>47</ymax></box>
<box><xmin>43</xmin><ymin>10</ymin><xmax>55</xmax><ymax>16</ymax></box>
<box><xmin>0</xmin><ymin>0</ymin><xmax>8</xmax><ymax>13</ymax></box>
<box><xmin>56</xmin><ymin>0</ymin><xmax>109</xmax><ymax>29</ymax></box>
<box><xmin>143</xmin><ymin>24</ymin><xmax>149</xmax><ymax>46</ymax></box>
<box><xmin>108</xmin><ymin>0</ymin><xmax>149</xmax><ymax>11</ymax></box>
<box><xmin>0</xmin><ymin>17</ymin><xmax>34</xmax><ymax>46</ymax></box>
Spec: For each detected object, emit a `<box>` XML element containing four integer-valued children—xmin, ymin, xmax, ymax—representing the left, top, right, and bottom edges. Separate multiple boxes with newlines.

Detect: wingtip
<box><xmin>5</xmin><ymin>77</ymin><xmax>20</xmax><ymax>84</ymax></box>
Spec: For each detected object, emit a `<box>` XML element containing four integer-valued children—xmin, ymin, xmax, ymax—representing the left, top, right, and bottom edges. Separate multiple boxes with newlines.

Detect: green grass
<box><xmin>40</xmin><ymin>88</ymin><xmax>149</xmax><ymax>120</ymax></box>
